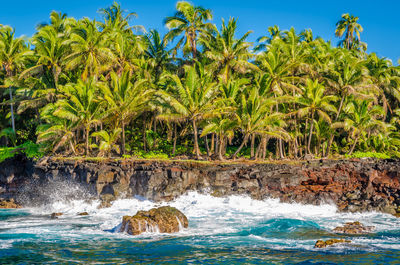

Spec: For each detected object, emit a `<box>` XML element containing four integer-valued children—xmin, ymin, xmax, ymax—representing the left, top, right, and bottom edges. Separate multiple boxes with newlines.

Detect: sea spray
<box><xmin>1</xmin><ymin>192</ymin><xmax>400</xmax><ymax>263</ymax></box>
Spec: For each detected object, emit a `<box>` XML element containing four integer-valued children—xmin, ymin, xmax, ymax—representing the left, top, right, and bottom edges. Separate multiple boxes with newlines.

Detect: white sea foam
<box><xmin>2</xmin><ymin>191</ymin><xmax>400</xmax><ymax>250</ymax></box>
<box><xmin>0</xmin><ymin>240</ymin><xmax>14</xmax><ymax>249</ymax></box>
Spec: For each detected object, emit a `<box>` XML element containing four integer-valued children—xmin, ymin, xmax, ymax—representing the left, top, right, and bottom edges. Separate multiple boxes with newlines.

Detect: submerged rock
<box><xmin>333</xmin><ymin>221</ymin><xmax>375</xmax><ymax>235</ymax></box>
<box><xmin>51</xmin><ymin>212</ymin><xmax>63</xmax><ymax>219</ymax></box>
<box><xmin>0</xmin><ymin>198</ymin><xmax>21</xmax><ymax>209</ymax></box>
<box><xmin>78</xmin><ymin>212</ymin><xmax>89</xmax><ymax>216</ymax></box>
<box><xmin>120</xmin><ymin>206</ymin><xmax>188</xmax><ymax>235</ymax></box>
<box><xmin>314</xmin><ymin>238</ymin><xmax>351</xmax><ymax>248</ymax></box>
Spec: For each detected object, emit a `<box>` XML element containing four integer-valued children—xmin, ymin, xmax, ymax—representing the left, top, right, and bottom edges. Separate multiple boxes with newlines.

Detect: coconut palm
<box><xmin>54</xmin><ymin>78</ymin><xmax>104</xmax><ymax>155</ymax></box>
<box><xmin>98</xmin><ymin>1</ymin><xmax>139</xmax><ymax>34</ymax></box>
<box><xmin>335</xmin><ymin>13</ymin><xmax>363</xmax><ymax>50</ymax></box>
<box><xmin>20</xmin><ymin>26</ymin><xmax>68</xmax><ymax>91</ymax></box>
<box><xmin>232</xmin><ymin>86</ymin><xmax>288</xmax><ymax>159</ymax></box>
<box><xmin>255</xmin><ymin>25</ymin><xmax>284</xmax><ymax>51</ymax></box>
<box><xmin>36</xmin><ymin>11</ymin><xmax>75</xmax><ymax>34</ymax></box>
<box><xmin>201</xmin><ymin>116</ymin><xmax>236</xmax><ymax>160</ymax></box>
<box><xmin>91</xmin><ymin>128</ymin><xmax>121</xmax><ymax>157</ymax></box>
<box><xmin>340</xmin><ymin>99</ymin><xmax>385</xmax><ymax>155</ymax></box>
<box><xmin>144</xmin><ymin>30</ymin><xmax>174</xmax><ymax>82</ymax></box>
<box><xmin>37</xmin><ymin>103</ymin><xmax>78</xmax><ymax>154</ymax></box>
<box><xmin>201</xmin><ymin>17</ymin><xmax>255</xmax><ymax>82</ymax></box>
<box><xmin>164</xmin><ymin>1</ymin><xmax>213</xmax><ymax>58</ymax></box>
<box><xmin>101</xmin><ymin>71</ymin><xmax>152</xmax><ymax>155</ymax></box>
<box><xmin>63</xmin><ymin>18</ymin><xmax>116</xmax><ymax>80</ymax></box>
<box><xmin>296</xmin><ymin>79</ymin><xmax>338</xmax><ymax>154</ymax></box>
<box><xmin>0</xmin><ymin>26</ymin><xmax>29</xmax><ymax>132</ymax></box>
<box><xmin>155</xmin><ymin>64</ymin><xmax>217</xmax><ymax>158</ymax></box>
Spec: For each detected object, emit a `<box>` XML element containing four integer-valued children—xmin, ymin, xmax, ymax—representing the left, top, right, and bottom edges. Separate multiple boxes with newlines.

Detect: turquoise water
<box><xmin>1</xmin><ymin>192</ymin><xmax>400</xmax><ymax>264</ymax></box>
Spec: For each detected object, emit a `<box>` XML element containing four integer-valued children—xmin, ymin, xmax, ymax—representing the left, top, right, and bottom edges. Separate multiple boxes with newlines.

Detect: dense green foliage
<box><xmin>1</xmin><ymin>2</ymin><xmax>400</xmax><ymax>160</ymax></box>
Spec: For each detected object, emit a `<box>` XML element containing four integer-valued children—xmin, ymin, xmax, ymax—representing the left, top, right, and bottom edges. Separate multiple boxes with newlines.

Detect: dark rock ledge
<box><xmin>1</xmin><ymin>155</ymin><xmax>400</xmax><ymax>216</ymax></box>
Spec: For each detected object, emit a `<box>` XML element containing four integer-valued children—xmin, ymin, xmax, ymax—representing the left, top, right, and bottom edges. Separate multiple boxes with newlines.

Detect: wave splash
<box><xmin>1</xmin><ymin>191</ymin><xmax>400</xmax><ymax>254</ymax></box>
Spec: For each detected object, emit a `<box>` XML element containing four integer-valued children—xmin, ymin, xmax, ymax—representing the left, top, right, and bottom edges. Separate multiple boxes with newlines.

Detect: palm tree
<box><xmin>91</xmin><ymin>128</ymin><xmax>121</xmax><ymax>157</ymax></box>
<box><xmin>366</xmin><ymin>53</ymin><xmax>400</xmax><ymax>114</ymax></box>
<box><xmin>296</xmin><ymin>79</ymin><xmax>337</xmax><ymax>154</ymax></box>
<box><xmin>164</xmin><ymin>1</ymin><xmax>213</xmax><ymax>58</ymax></box>
<box><xmin>144</xmin><ymin>30</ymin><xmax>174</xmax><ymax>82</ymax></box>
<box><xmin>101</xmin><ymin>71</ymin><xmax>152</xmax><ymax>155</ymax></box>
<box><xmin>98</xmin><ymin>1</ymin><xmax>139</xmax><ymax>34</ymax></box>
<box><xmin>201</xmin><ymin>116</ymin><xmax>236</xmax><ymax>160</ymax></box>
<box><xmin>36</xmin><ymin>11</ymin><xmax>75</xmax><ymax>34</ymax></box>
<box><xmin>155</xmin><ymin>64</ymin><xmax>217</xmax><ymax>158</ymax></box>
<box><xmin>340</xmin><ymin>99</ymin><xmax>385</xmax><ymax>155</ymax></box>
<box><xmin>63</xmin><ymin>18</ymin><xmax>115</xmax><ymax>80</ymax></box>
<box><xmin>0</xmin><ymin>26</ymin><xmax>28</xmax><ymax>133</ymax></box>
<box><xmin>323</xmin><ymin>50</ymin><xmax>372</xmax><ymax>156</ymax></box>
<box><xmin>37</xmin><ymin>103</ymin><xmax>78</xmax><ymax>154</ymax></box>
<box><xmin>335</xmin><ymin>13</ymin><xmax>363</xmax><ymax>50</ymax></box>
<box><xmin>54</xmin><ymin>78</ymin><xmax>104</xmax><ymax>155</ymax></box>
<box><xmin>20</xmin><ymin>26</ymin><xmax>68</xmax><ymax>91</ymax></box>
<box><xmin>255</xmin><ymin>25</ymin><xmax>283</xmax><ymax>51</ymax></box>
<box><xmin>201</xmin><ymin>17</ymin><xmax>255</xmax><ymax>82</ymax></box>
<box><xmin>232</xmin><ymin>86</ymin><xmax>288</xmax><ymax>159</ymax></box>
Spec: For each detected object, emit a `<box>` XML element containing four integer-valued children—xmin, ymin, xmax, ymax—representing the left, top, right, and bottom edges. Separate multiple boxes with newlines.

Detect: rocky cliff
<box><xmin>1</xmin><ymin>155</ymin><xmax>400</xmax><ymax>215</ymax></box>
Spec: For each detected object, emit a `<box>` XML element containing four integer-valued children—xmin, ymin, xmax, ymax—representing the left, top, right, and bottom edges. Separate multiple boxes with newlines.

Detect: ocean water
<box><xmin>1</xmin><ymin>191</ymin><xmax>400</xmax><ymax>264</ymax></box>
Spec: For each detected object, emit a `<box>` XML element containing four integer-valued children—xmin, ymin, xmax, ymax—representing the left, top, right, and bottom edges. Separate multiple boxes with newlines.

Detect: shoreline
<box><xmin>1</xmin><ymin>155</ymin><xmax>399</xmax><ymax>217</ymax></box>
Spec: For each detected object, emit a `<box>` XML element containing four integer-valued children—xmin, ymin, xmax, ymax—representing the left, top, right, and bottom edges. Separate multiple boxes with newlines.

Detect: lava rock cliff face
<box><xmin>1</xmin><ymin>156</ymin><xmax>400</xmax><ymax>215</ymax></box>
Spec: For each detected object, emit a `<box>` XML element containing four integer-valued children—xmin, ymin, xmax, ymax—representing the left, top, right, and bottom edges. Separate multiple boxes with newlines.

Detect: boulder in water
<box><xmin>120</xmin><ymin>206</ymin><xmax>188</xmax><ymax>235</ymax></box>
<box><xmin>314</xmin><ymin>238</ymin><xmax>351</xmax><ymax>248</ymax></box>
<box><xmin>51</xmin><ymin>212</ymin><xmax>63</xmax><ymax>219</ymax></box>
<box><xmin>333</xmin><ymin>221</ymin><xmax>375</xmax><ymax>235</ymax></box>
<box><xmin>78</xmin><ymin>212</ymin><xmax>89</xmax><ymax>216</ymax></box>
<box><xmin>0</xmin><ymin>199</ymin><xmax>21</xmax><ymax>209</ymax></box>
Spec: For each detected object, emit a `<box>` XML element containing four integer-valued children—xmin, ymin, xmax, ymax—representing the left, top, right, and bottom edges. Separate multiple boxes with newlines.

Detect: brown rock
<box><xmin>333</xmin><ymin>221</ymin><xmax>375</xmax><ymax>235</ymax></box>
<box><xmin>0</xmin><ymin>198</ymin><xmax>21</xmax><ymax>209</ymax></box>
<box><xmin>315</xmin><ymin>238</ymin><xmax>351</xmax><ymax>248</ymax></box>
<box><xmin>120</xmin><ymin>206</ymin><xmax>188</xmax><ymax>235</ymax></box>
<box><xmin>78</xmin><ymin>212</ymin><xmax>89</xmax><ymax>216</ymax></box>
<box><xmin>51</xmin><ymin>212</ymin><xmax>63</xmax><ymax>219</ymax></box>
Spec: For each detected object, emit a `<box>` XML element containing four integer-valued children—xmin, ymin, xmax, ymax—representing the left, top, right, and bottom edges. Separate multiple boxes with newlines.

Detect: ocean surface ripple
<box><xmin>1</xmin><ymin>191</ymin><xmax>400</xmax><ymax>264</ymax></box>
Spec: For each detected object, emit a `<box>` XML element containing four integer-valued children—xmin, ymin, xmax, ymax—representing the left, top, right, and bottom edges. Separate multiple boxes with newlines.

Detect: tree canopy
<box><xmin>1</xmin><ymin>2</ymin><xmax>400</xmax><ymax>161</ymax></box>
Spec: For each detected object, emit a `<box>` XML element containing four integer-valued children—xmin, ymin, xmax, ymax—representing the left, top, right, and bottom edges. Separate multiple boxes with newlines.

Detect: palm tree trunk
<box><xmin>250</xmin><ymin>134</ymin><xmax>255</xmax><ymax>157</ymax></box>
<box><xmin>326</xmin><ymin>94</ymin><xmax>345</xmax><ymax>157</ymax></box>
<box><xmin>279</xmin><ymin>139</ymin><xmax>285</xmax><ymax>159</ymax></box>
<box><xmin>214</xmin><ymin>134</ymin><xmax>219</xmax><ymax>157</ymax></box>
<box><xmin>152</xmin><ymin>117</ymin><xmax>157</xmax><ymax>149</ymax></box>
<box><xmin>232</xmin><ymin>133</ymin><xmax>249</xmax><ymax>159</ymax></box>
<box><xmin>205</xmin><ymin>135</ymin><xmax>210</xmax><ymax>157</ymax></box>
<box><xmin>254</xmin><ymin>138</ymin><xmax>262</xmax><ymax>160</ymax></box>
<box><xmin>192</xmin><ymin>119</ymin><xmax>200</xmax><ymax>158</ymax></box>
<box><xmin>121</xmin><ymin>121</ymin><xmax>126</xmax><ymax>155</ymax></box>
<box><xmin>210</xmin><ymin>133</ymin><xmax>215</xmax><ymax>153</ymax></box>
<box><xmin>85</xmin><ymin>125</ymin><xmax>90</xmax><ymax>156</ymax></box>
<box><xmin>262</xmin><ymin>137</ymin><xmax>268</xmax><ymax>160</ymax></box>
<box><xmin>9</xmin><ymin>87</ymin><xmax>15</xmax><ymax>133</ymax></box>
<box><xmin>172</xmin><ymin>123</ymin><xmax>177</xmax><ymax>155</ymax></box>
<box><xmin>142</xmin><ymin>118</ymin><xmax>147</xmax><ymax>152</ymax></box>
<box><xmin>218</xmin><ymin>134</ymin><xmax>224</xmax><ymax>161</ymax></box>
<box><xmin>294</xmin><ymin>137</ymin><xmax>299</xmax><ymax>158</ymax></box>
<box><xmin>307</xmin><ymin>111</ymin><xmax>315</xmax><ymax>154</ymax></box>
<box><xmin>348</xmin><ymin>134</ymin><xmax>359</xmax><ymax>155</ymax></box>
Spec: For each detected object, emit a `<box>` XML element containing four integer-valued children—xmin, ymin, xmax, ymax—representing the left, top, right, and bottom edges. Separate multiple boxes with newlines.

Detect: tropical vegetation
<box><xmin>1</xmin><ymin>1</ymin><xmax>400</xmax><ymax>161</ymax></box>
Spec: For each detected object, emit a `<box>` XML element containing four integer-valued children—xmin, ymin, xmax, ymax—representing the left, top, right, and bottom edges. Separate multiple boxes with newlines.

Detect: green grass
<box><xmin>345</xmin><ymin>151</ymin><xmax>391</xmax><ymax>159</ymax></box>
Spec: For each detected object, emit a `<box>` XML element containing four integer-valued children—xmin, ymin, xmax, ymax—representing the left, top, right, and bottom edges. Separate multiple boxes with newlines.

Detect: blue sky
<box><xmin>1</xmin><ymin>0</ymin><xmax>398</xmax><ymax>62</ymax></box>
